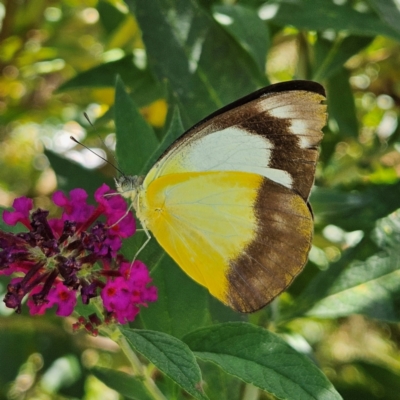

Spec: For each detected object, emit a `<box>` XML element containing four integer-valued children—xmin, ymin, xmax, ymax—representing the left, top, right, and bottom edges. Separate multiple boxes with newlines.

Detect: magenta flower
<box><xmin>101</xmin><ymin>259</ymin><xmax>158</xmax><ymax>324</ymax></box>
<box><xmin>0</xmin><ymin>184</ymin><xmax>157</xmax><ymax>331</ymax></box>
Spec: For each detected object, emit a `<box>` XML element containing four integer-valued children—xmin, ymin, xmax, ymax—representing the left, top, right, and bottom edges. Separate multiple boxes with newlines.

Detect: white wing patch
<box><xmin>146</xmin><ymin>126</ymin><xmax>293</xmax><ymax>190</ymax></box>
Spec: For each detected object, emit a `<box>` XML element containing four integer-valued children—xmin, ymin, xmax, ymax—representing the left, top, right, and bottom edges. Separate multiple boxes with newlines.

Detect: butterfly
<box><xmin>116</xmin><ymin>80</ymin><xmax>327</xmax><ymax>313</ymax></box>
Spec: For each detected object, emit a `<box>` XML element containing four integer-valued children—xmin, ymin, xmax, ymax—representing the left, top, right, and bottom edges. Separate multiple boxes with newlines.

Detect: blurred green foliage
<box><xmin>1</xmin><ymin>0</ymin><xmax>400</xmax><ymax>399</ymax></box>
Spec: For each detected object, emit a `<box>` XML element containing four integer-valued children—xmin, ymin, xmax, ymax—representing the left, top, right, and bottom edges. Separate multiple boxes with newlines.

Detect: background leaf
<box><xmin>311</xmin><ymin>184</ymin><xmax>400</xmax><ymax>231</ymax></box>
<box><xmin>114</xmin><ymin>76</ymin><xmax>159</xmax><ymax>175</ymax></box>
<box><xmin>184</xmin><ymin>323</ymin><xmax>342</xmax><ymax>400</ymax></box>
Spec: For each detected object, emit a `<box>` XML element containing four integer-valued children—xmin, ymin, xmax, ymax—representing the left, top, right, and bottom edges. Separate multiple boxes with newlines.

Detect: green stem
<box><xmin>312</xmin><ymin>33</ymin><xmax>345</xmax><ymax>81</ymax></box>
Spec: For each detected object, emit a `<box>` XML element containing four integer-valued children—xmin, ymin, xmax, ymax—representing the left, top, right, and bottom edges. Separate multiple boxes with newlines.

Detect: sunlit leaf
<box><xmin>58</xmin><ymin>55</ymin><xmax>163</xmax><ymax>107</ymax></box>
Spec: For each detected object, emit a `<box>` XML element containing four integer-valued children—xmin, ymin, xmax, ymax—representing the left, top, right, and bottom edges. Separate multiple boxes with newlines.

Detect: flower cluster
<box><xmin>0</xmin><ymin>184</ymin><xmax>157</xmax><ymax>333</ymax></box>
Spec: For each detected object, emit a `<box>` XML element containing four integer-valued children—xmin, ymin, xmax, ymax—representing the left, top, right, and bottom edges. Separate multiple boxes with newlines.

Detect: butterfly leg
<box><xmin>129</xmin><ymin>224</ymin><xmax>151</xmax><ymax>274</ymax></box>
<box><xmin>132</xmin><ymin>223</ymin><xmax>152</xmax><ymax>262</ymax></box>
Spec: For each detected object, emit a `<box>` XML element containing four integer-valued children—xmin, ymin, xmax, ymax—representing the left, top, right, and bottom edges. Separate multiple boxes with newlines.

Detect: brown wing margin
<box><xmin>226</xmin><ymin>177</ymin><xmax>314</xmax><ymax>313</ymax></box>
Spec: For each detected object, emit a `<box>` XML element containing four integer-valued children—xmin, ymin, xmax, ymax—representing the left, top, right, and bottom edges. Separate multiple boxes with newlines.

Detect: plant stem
<box><xmin>312</xmin><ymin>33</ymin><xmax>345</xmax><ymax>81</ymax></box>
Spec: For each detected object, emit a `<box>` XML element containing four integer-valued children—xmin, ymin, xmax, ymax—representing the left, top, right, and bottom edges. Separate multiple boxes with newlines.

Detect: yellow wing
<box><xmin>138</xmin><ymin>170</ymin><xmax>313</xmax><ymax>312</ymax></box>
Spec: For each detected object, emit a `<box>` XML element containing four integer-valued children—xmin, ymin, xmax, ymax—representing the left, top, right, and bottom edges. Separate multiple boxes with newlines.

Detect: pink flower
<box><xmin>53</xmin><ymin>189</ymin><xmax>95</xmax><ymax>224</ymax></box>
<box><xmin>101</xmin><ymin>260</ymin><xmax>158</xmax><ymax>324</ymax></box>
<box><xmin>3</xmin><ymin>197</ymin><xmax>33</xmax><ymax>228</ymax></box>
<box><xmin>0</xmin><ymin>186</ymin><xmax>157</xmax><ymax>330</ymax></box>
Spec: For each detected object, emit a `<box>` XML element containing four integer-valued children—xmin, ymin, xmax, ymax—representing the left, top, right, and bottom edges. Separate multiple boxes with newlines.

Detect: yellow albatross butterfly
<box><xmin>116</xmin><ymin>80</ymin><xmax>327</xmax><ymax>313</ymax></box>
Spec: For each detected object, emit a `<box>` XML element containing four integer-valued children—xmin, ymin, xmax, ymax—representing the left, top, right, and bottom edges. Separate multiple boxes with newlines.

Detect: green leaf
<box><xmin>327</xmin><ymin>67</ymin><xmax>358</xmax><ymax>137</ymax></box>
<box><xmin>367</xmin><ymin>0</ymin><xmax>400</xmax><ymax>34</ymax></box>
<box><xmin>97</xmin><ymin>1</ymin><xmax>126</xmax><ymax>34</ymax></box>
<box><xmin>45</xmin><ymin>151</ymin><xmax>111</xmax><ymax>195</ymax></box>
<box><xmin>263</xmin><ymin>0</ymin><xmax>400</xmax><ymax>41</ymax></box>
<box><xmin>212</xmin><ymin>4</ymin><xmax>270</xmax><ymax>76</ymax></box>
<box><xmin>139</xmin><ymin>255</ymin><xmax>211</xmax><ymax>339</ymax></box>
<box><xmin>313</xmin><ymin>35</ymin><xmax>373</xmax><ymax>81</ymax></box>
<box><xmin>184</xmin><ymin>322</ymin><xmax>341</xmax><ymax>400</ymax></box>
<box><xmin>121</xmin><ymin>328</ymin><xmax>209</xmax><ymax>400</ymax></box>
<box><xmin>91</xmin><ymin>367</ymin><xmax>153</xmax><ymax>400</ymax></box>
<box><xmin>114</xmin><ymin>77</ymin><xmax>159</xmax><ymax>175</ymax></box>
<box><xmin>143</xmin><ymin>105</ymin><xmax>184</xmax><ymax>173</ymax></box>
<box><xmin>306</xmin><ymin>209</ymin><xmax>400</xmax><ymax>321</ymax></box>
<box><xmin>126</xmin><ymin>0</ymin><xmax>262</xmax><ymax>126</ymax></box>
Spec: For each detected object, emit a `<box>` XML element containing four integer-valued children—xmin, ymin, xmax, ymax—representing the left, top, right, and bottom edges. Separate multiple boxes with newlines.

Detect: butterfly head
<box><xmin>115</xmin><ymin>175</ymin><xmax>144</xmax><ymax>204</ymax></box>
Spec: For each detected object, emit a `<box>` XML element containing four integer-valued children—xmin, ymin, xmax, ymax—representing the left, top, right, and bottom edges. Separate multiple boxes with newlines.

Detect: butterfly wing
<box><xmin>138</xmin><ymin>81</ymin><xmax>326</xmax><ymax>312</ymax></box>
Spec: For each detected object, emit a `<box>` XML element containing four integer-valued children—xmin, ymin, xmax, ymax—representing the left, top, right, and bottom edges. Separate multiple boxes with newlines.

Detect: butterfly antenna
<box><xmin>83</xmin><ymin>112</ymin><xmax>124</xmax><ymax>175</ymax></box>
<box><xmin>70</xmin><ymin>136</ymin><xmax>126</xmax><ymax>177</ymax></box>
